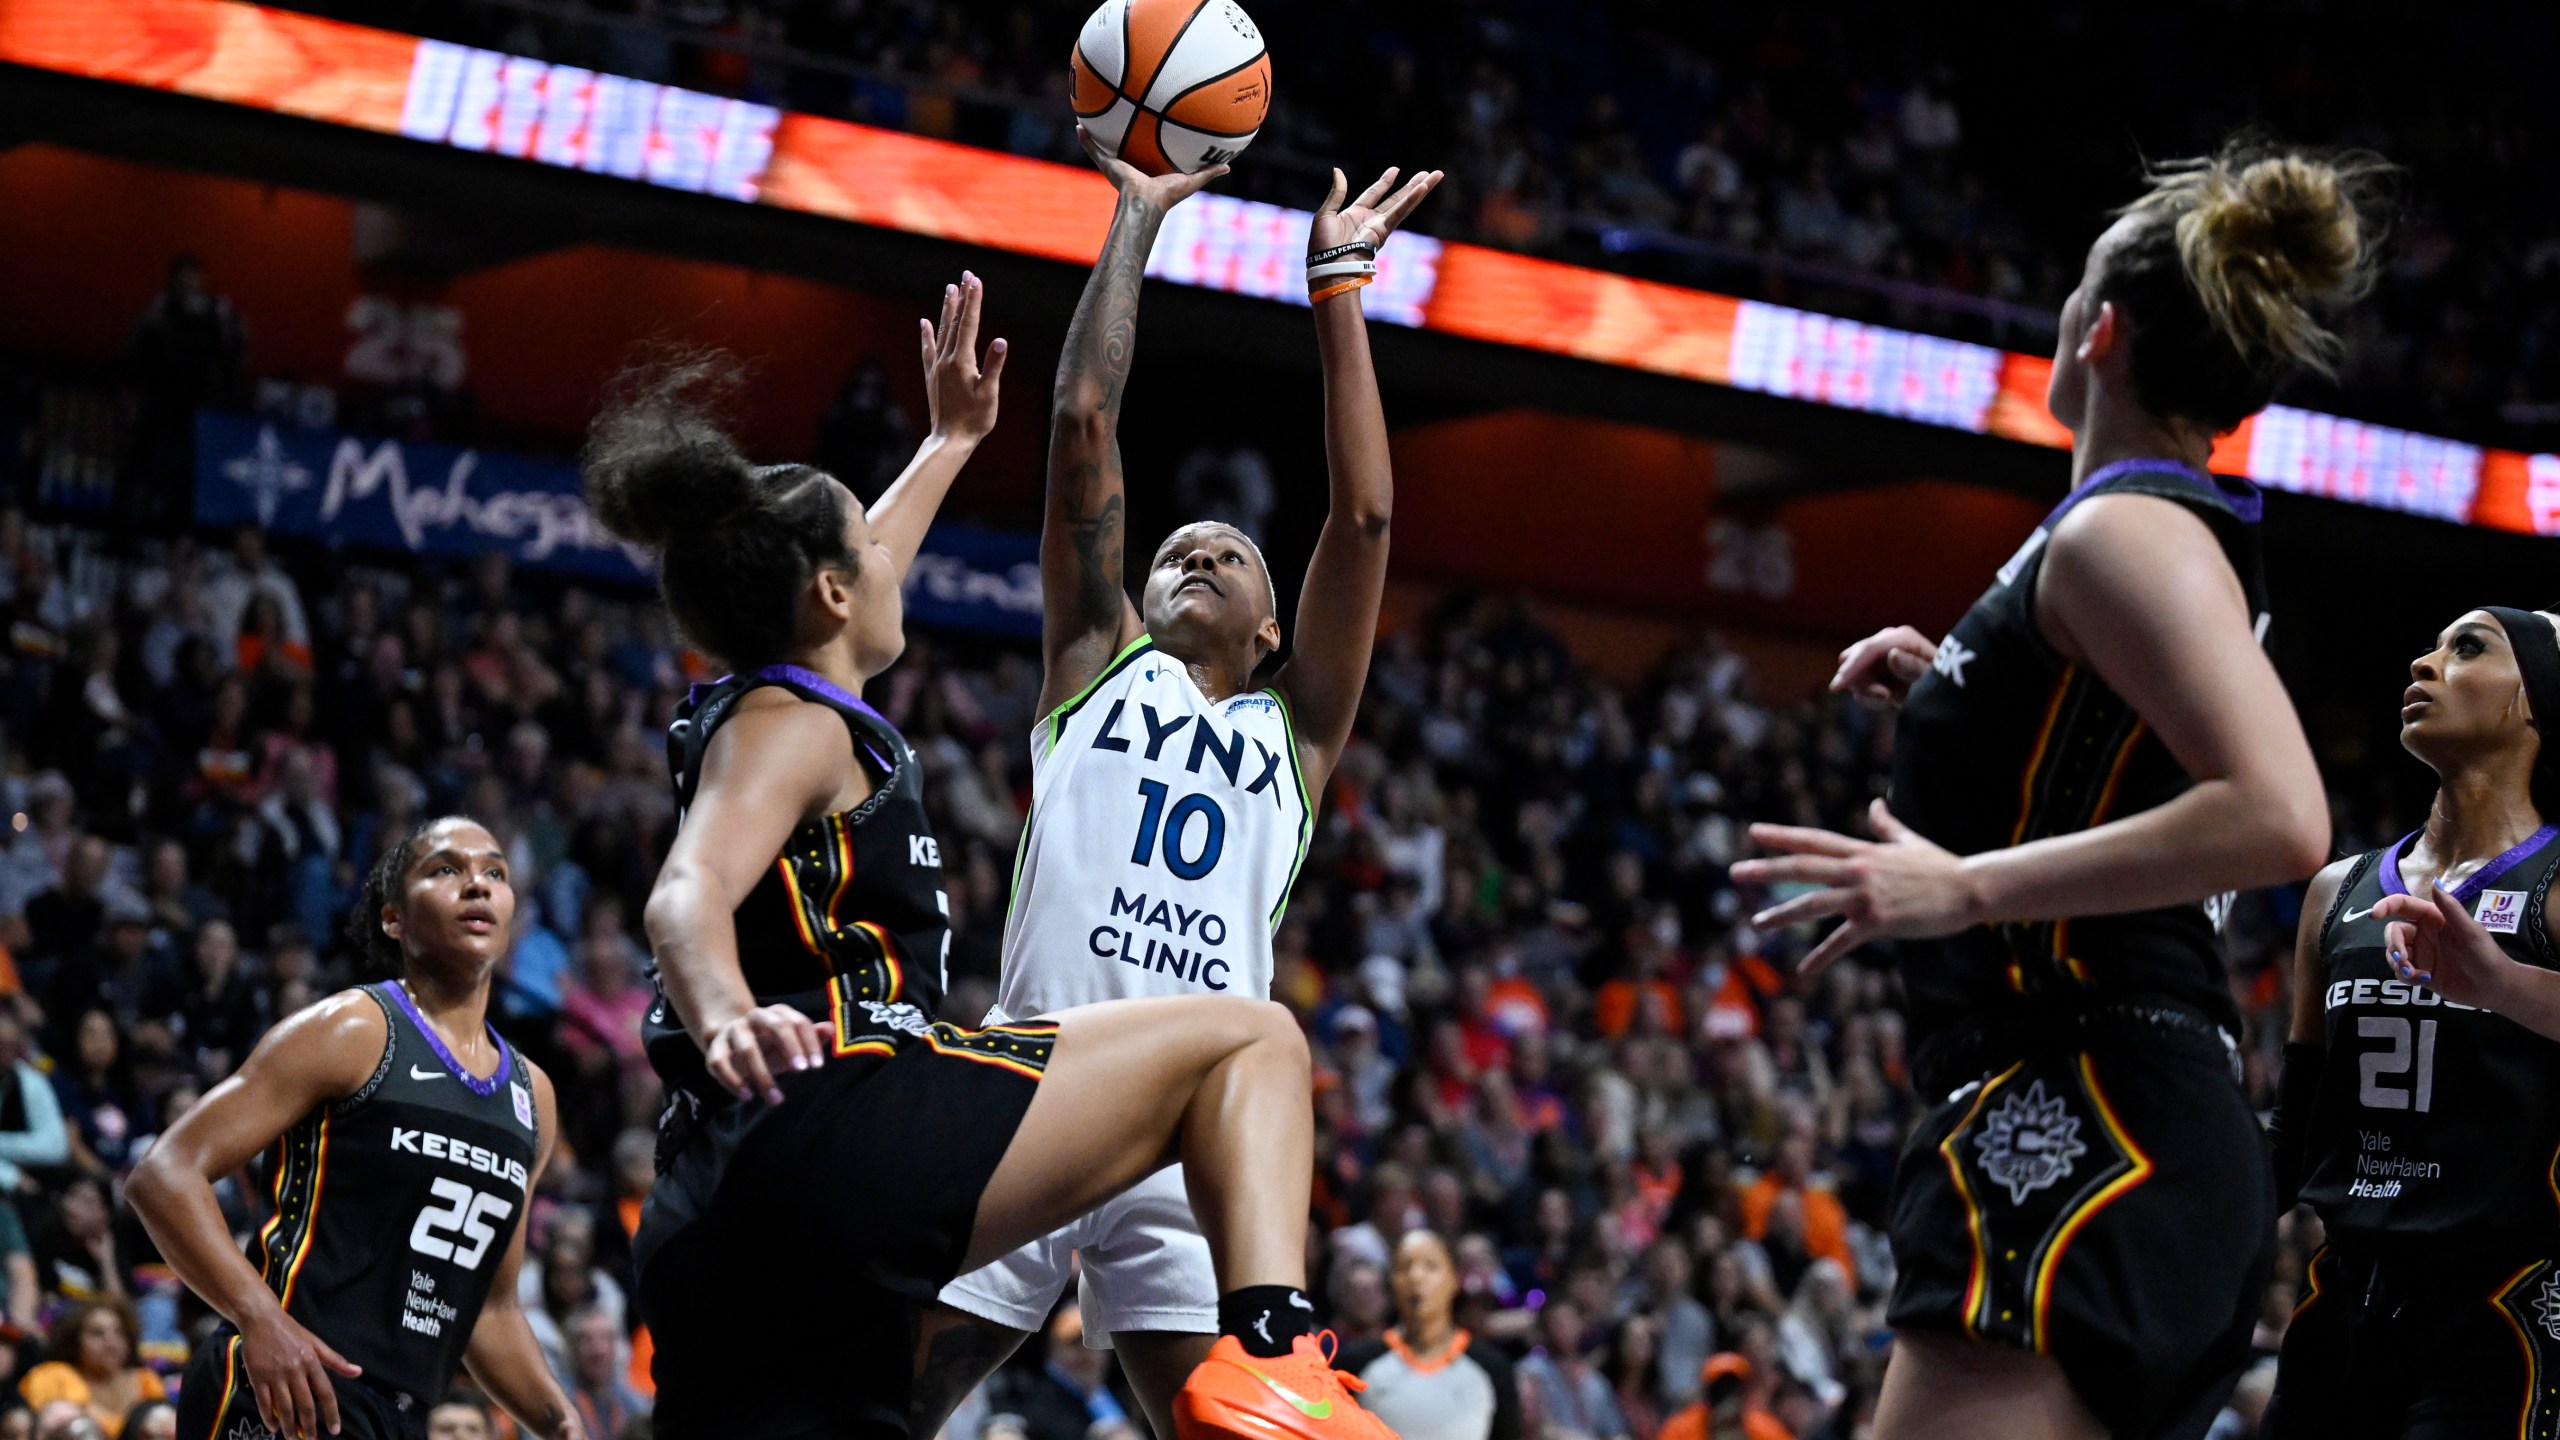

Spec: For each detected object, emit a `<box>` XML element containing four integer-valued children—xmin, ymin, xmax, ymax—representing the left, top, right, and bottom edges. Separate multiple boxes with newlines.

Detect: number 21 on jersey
<box><xmin>2359</xmin><ymin>1016</ymin><xmax>2438</xmax><ymax>1112</ymax></box>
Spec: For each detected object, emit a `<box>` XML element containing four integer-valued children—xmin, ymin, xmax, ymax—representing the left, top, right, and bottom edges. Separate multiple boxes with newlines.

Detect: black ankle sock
<box><xmin>1218</xmin><ymin>1285</ymin><xmax>1316</xmax><ymax>1358</ymax></box>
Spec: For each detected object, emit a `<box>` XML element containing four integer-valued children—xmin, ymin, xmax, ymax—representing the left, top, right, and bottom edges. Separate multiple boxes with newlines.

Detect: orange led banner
<box><xmin>3</xmin><ymin>0</ymin><xmax>2554</xmax><ymax>538</ymax></box>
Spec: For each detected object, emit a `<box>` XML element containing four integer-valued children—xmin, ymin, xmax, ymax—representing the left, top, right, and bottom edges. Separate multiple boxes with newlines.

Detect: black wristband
<box><xmin>1307</xmin><ymin>241</ymin><xmax>1377</xmax><ymax>266</ymax></box>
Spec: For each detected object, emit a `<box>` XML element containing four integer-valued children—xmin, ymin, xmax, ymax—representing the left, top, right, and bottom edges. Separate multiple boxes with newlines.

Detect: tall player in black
<box><xmin>587</xmin><ymin>276</ymin><xmax>1392</xmax><ymax>1440</ymax></box>
<box><xmin>1734</xmin><ymin>142</ymin><xmax>2389</xmax><ymax>1440</ymax></box>
<box><xmin>130</xmin><ymin>817</ymin><xmax>577</xmax><ymax>1440</ymax></box>
<box><xmin>2265</xmin><ymin>606</ymin><xmax>2560</xmax><ymax>1439</ymax></box>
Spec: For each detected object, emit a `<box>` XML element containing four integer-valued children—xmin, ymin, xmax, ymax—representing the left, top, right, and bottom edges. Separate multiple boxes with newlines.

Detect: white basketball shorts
<box><xmin>938</xmin><ymin>1164</ymin><xmax>1218</xmax><ymax>1346</ymax></box>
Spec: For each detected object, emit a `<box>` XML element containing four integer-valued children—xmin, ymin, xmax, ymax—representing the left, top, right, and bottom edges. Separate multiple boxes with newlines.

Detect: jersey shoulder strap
<box><xmin>2527</xmin><ymin>841</ymin><xmax>2560</xmax><ymax>969</ymax></box>
<box><xmin>668</xmin><ymin>666</ymin><xmax>908</xmax><ymax>811</ymax></box>
<box><xmin>333</xmin><ymin>983</ymin><xmax>399</xmax><ymax>1114</ymax></box>
<box><xmin>2315</xmin><ymin>848</ymin><xmax>2384</xmax><ymax>957</ymax></box>
<box><xmin>1038</xmin><ymin>635</ymin><xmax>1157</xmax><ymax>757</ymax></box>
<box><xmin>2048</xmin><ymin>461</ymin><xmax>2264</xmax><ymax>593</ymax></box>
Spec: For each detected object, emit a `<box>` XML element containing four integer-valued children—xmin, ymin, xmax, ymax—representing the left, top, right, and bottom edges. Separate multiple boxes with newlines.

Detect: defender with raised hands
<box><xmin>922</xmin><ymin>131</ymin><xmax>1439</xmax><ymax>1440</ymax></box>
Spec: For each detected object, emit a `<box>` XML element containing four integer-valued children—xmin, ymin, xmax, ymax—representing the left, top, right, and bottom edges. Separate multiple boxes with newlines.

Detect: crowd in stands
<box><xmin>280</xmin><ymin>0</ymin><xmax>2560</xmax><ymax>453</ymax></box>
<box><xmin>0</xmin><ymin>492</ymin><xmax>2368</xmax><ymax>1440</ymax></box>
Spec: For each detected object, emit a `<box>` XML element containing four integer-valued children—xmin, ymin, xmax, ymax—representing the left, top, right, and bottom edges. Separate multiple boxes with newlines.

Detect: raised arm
<box><xmin>1036</xmin><ymin>130</ymin><xmax>1228</xmax><ymax>718</ymax></box>
<box><xmin>1271</xmin><ymin>165</ymin><xmax>1440</xmax><ymax>785</ymax></box>
<box><xmin>641</xmin><ymin>700</ymin><xmax>851</xmax><ymax>1105</ymax></box>
<box><xmin>463</xmin><ymin>1064</ymin><xmax>582</xmax><ymax>1440</ymax></box>
<box><xmin>866</xmin><ymin>272</ymin><xmax>1009</xmax><ymax>583</ymax></box>
<box><xmin>127</xmin><ymin>993</ymin><xmax>385</xmax><ymax>1440</ymax></box>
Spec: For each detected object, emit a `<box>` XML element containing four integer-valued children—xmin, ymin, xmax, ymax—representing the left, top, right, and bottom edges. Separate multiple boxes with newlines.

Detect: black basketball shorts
<box><xmin>176</xmin><ymin>1328</ymin><xmax>429</xmax><ymax>1440</ymax></box>
<box><xmin>2265</xmin><ymin>1239</ymin><xmax>2560</xmax><ymax>1440</ymax></box>
<box><xmin>637</xmin><ymin>1018</ymin><xmax>1057</xmax><ymax>1440</ymax></box>
<box><xmin>1888</xmin><ymin>1030</ymin><xmax>2275</xmax><ymax>1440</ymax></box>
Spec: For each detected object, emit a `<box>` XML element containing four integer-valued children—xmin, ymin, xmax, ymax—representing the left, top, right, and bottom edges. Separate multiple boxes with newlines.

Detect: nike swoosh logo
<box><xmin>410</xmin><ymin>1066</ymin><xmax>447</xmax><ymax>1081</ymax></box>
<box><xmin>2341</xmin><ymin>905</ymin><xmax>2377</xmax><ymax>924</ymax></box>
<box><xmin>1240</xmin><ymin>1365</ymin><xmax>1331</xmax><ymax>1420</ymax></box>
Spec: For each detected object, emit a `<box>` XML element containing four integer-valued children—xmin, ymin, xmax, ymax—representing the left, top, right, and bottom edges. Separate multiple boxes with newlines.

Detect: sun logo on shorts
<box><xmin>861</xmin><ymin>999</ymin><xmax>931</xmax><ymax>1037</ymax></box>
<box><xmin>1972</xmin><ymin>1080</ymin><xmax>2089</xmax><ymax>1205</ymax></box>
<box><xmin>2532</xmin><ymin>1270</ymin><xmax>2560</xmax><ymax>1344</ymax></box>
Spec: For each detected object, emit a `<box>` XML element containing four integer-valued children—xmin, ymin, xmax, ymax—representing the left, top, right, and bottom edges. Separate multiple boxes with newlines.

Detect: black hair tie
<box><xmin>2483</xmin><ymin>605</ymin><xmax>2560</xmax><ymax>820</ymax></box>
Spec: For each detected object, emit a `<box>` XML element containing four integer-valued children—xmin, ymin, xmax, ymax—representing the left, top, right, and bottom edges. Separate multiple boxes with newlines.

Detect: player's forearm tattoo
<box><xmin>1065</xmin><ymin>483</ymin><xmax>1127</xmax><ymax>630</ymax></box>
<box><xmin>1049</xmin><ymin>195</ymin><xmax>1160</xmax><ymax>631</ymax></box>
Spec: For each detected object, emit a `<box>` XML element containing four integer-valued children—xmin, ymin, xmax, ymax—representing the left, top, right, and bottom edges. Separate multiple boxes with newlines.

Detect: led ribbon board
<box><xmin>2</xmin><ymin>0</ymin><xmax>2552</xmax><ymax>534</ymax></box>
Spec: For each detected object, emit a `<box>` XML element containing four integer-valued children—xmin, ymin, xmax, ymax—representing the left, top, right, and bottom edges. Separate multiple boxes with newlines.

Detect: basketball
<box><xmin>1070</xmin><ymin>0</ymin><xmax>1271</xmax><ymax>176</ymax></box>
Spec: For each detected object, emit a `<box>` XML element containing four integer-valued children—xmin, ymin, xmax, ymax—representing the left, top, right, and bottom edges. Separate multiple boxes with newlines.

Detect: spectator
<box><xmin>1514</xmin><ymin>1300</ymin><xmax>1627</xmax><ymax>1440</ymax></box>
<box><xmin>16</xmin><ymin>1301</ymin><xmax>161</xmax><ymax>1438</ymax></box>
<box><xmin>1735</xmin><ymin>1131</ymin><xmax>1855</xmax><ymax>1290</ymax></box>
<box><xmin>200</xmin><ymin>530</ymin><xmax>306</xmax><ymax>664</ymax></box>
<box><xmin>813</xmin><ymin>357</ymin><xmax>913</xmax><ymax>506</ymax></box>
<box><xmin>108</xmin><ymin>1406</ymin><xmax>167</xmax><ymax>1440</ymax></box>
<box><xmin>176</xmin><ymin>921</ymin><xmax>265</xmax><ymax>1079</ymax></box>
<box><xmin>24</xmin><ymin>839</ymin><xmax>122</xmax><ymax>998</ymax></box>
<box><xmin>49</xmin><ymin>1013</ymin><xmax>147</xmax><ymax>1176</ymax></box>
<box><xmin>125</xmin><ymin>255</ymin><xmax>247</xmax><ymax>502</ymax></box>
<box><xmin>28</xmin><ymin>1179</ymin><xmax>124</xmax><ymax>1304</ymax></box>
<box><xmin>1625</xmin><ymin>1240</ymin><xmax>1713</xmax><ymax>1411</ymax></box>
<box><xmin>563</xmin><ymin>1305</ymin><xmax>649</xmax><ymax>1438</ymax></box>
<box><xmin>1653</xmin><ymin>1354</ymin><xmax>1790</xmax><ymax>1440</ymax></box>
<box><xmin>996</xmin><ymin>1308</ymin><xmax>1130</xmax><ymax>1440</ymax></box>
<box><xmin>424</xmin><ymin>1399</ymin><xmax>494</xmax><ymax>1440</ymax></box>
<box><xmin>1343</xmin><ymin>1231</ymin><xmax>1521</xmax><ymax>1440</ymax></box>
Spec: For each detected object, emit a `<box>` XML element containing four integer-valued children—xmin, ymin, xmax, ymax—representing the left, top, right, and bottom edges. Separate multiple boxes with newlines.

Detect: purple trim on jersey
<box><xmin>2046</xmin><ymin>457</ymin><xmax>2264</xmax><ymax>529</ymax></box>
<box><xmin>384</xmin><ymin>981</ymin><xmax>512</xmax><ymax>1095</ymax></box>
<box><xmin>2379</xmin><ymin>824</ymin><xmax>2560</xmax><ymax>903</ymax></box>
<box><xmin>689</xmin><ymin>666</ymin><xmax>897</xmax><ymax>774</ymax></box>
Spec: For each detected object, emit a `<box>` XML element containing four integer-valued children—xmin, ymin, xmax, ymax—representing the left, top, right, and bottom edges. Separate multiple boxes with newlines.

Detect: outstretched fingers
<box><xmin>1797</xmin><ymin>918</ymin><xmax>1875</xmax><ymax>977</ymax></box>
<box><xmin>1351</xmin><ymin>166</ymin><xmax>1401</xmax><ymax>213</ymax></box>
<box><xmin>1752</xmin><ymin>886</ymin><xmax>1858</xmax><ymax>929</ymax></box>
<box><xmin>1317</xmin><ymin>166</ymin><xmax>1349</xmax><ymax>216</ymax></box>
<box><xmin>1376</xmin><ymin>169</ymin><xmax>1443</xmax><ymax>230</ymax></box>
<box><xmin>1744</xmin><ymin>822</ymin><xmax>1871</xmax><ymax>859</ymax></box>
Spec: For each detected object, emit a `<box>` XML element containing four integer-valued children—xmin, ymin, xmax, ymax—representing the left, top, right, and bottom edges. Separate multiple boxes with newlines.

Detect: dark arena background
<box><xmin>0</xmin><ymin>1</ymin><xmax>2554</xmax><ymax>1437</ymax></box>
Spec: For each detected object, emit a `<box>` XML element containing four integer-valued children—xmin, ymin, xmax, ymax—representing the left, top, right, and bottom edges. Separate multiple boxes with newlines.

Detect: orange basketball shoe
<box><xmin>1173</xmin><ymin>1332</ymin><xmax>1400</xmax><ymax>1440</ymax></box>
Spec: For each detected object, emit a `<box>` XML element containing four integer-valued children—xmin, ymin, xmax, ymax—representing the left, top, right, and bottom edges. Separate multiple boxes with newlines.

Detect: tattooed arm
<box><xmin>1037</xmin><ymin>129</ymin><xmax>1230</xmax><ymax>718</ymax></box>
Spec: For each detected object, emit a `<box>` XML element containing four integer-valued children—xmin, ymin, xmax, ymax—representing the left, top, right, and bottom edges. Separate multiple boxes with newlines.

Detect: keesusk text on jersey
<box><xmin>393</xmin><ymin>1126</ymin><xmax>532</xmax><ymax>1190</ymax></box>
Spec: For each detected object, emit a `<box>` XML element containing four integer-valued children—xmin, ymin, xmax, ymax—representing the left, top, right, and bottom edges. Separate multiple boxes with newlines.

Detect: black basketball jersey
<box><xmin>248</xmin><ymin>982</ymin><xmax>537</xmax><ymax>1404</ymax></box>
<box><xmin>643</xmin><ymin>665</ymin><xmax>952</xmax><ymax>1104</ymax></box>
<box><xmin>1888</xmin><ymin>459</ymin><xmax>2267</xmax><ymax>1049</ymax></box>
<box><xmin>2300</xmin><ymin>827</ymin><xmax>2560</xmax><ymax>1241</ymax></box>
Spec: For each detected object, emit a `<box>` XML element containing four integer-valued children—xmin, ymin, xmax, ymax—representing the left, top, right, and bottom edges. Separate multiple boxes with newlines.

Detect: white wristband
<box><xmin>1305</xmin><ymin>259</ymin><xmax>1379</xmax><ymax>283</ymax></box>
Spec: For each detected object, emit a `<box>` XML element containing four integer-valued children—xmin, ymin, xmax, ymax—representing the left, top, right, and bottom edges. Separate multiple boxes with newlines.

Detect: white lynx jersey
<box><xmin>993</xmin><ymin>636</ymin><xmax>1312</xmax><ymax>1020</ymax></box>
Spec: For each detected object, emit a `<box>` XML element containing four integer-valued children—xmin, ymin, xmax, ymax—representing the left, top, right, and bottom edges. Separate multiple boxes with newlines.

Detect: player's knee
<box><xmin>1239</xmin><ymin>999</ymin><xmax>1308</xmax><ymax>1069</ymax></box>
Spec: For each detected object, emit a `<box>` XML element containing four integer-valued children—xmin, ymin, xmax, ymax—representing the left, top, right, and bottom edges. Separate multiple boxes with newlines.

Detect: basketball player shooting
<box><xmin>916</xmin><ymin>132</ymin><xmax>1439</xmax><ymax>1440</ymax></box>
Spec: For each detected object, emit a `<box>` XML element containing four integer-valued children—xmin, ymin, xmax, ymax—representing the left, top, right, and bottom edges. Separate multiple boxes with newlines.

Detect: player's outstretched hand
<box><xmin>2374</xmin><ymin>882</ymin><xmax>2517</xmax><ymax>1011</ymax></box>
<box><xmin>1310</xmin><ymin>165</ymin><xmax>1445</xmax><ymax>255</ymax></box>
<box><xmin>704</xmin><ymin>1003</ymin><xmax>833</xmax><ymax>1106</ymax></box>
<box><xmin>1734</xmin><ymin>799</ymin><xmax>1981</xmax><ymax>976</ymax></box>
<box><xmin>922</xmin><ymin>270</ymin><xmax>1007</xmax><ymax>446</ymax></box>
<box><xmin>1833</xmin><ymin>625</ymin><xmax>1937</xmax><ymax>708</ymax></box>
<box><xmin>242</xmin><ymin>1302</ymin><xmax>362</xmax><ymax>1437</ymax></box>
<box><xmin>1077</xmin><ymin>123</ymin><xmax>1228</xmax><ymax>212</ymax></box>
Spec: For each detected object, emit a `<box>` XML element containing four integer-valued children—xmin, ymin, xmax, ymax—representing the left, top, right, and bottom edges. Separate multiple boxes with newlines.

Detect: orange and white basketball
<box><xmin>1070</xmin><ymin>0</ymin><xmax>1271</xmax><ymax>177</ymax></box>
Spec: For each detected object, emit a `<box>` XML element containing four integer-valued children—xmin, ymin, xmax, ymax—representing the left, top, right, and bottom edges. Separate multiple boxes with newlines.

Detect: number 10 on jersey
<box><xmin>1132</xmin><ymin>780</ymin><xmax>1225</xmax><ymax>881</ymax></box>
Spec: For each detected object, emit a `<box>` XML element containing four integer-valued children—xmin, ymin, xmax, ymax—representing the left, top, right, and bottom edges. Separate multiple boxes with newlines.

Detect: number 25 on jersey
<box><xmin>411</xmin><ymin>1177</ymin><xmax>513</xmax><ymax>1268</ymax></box>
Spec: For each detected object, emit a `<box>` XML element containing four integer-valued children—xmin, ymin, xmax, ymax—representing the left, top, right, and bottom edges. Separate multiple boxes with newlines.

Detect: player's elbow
<box><xmin>2248</xmin><ymin>788</ymin><xmax>2331</xmax><ymax>883</ymax></box>
<box><xmin>1341</xmin><ymin>496</ymin><xmax>1391</xmax><ymax>538</ymax></box>
<box><xmin>125</xmin><ymin>1151</ymin><xmax>176</xmax><ymax>1224</ymax></box>
<box><xmin>641</xmin><ymin>870</ymin><xmax>704</xmax><ymax>955</ymax></box>
<box><xmin>1050</xmin><ymin>386</ymin><xmax>1112</xmax><ymax>436</ymax></box>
